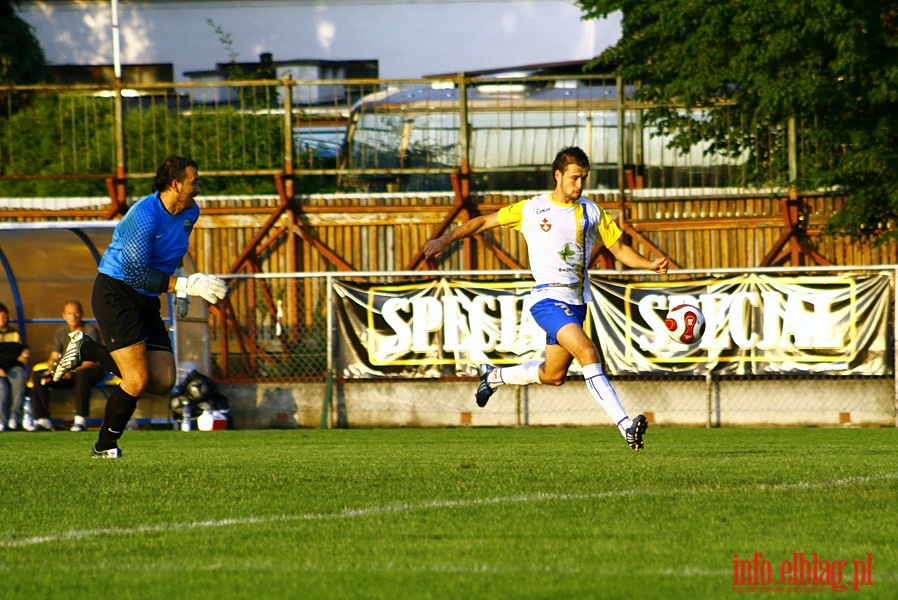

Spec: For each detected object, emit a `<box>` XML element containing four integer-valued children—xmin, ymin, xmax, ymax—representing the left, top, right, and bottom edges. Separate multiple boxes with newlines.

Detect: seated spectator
<box><xmin>0</xmin><ymin>303</ymin><xmax>29</xmax><ymax>431</ymax></box>
<box><xmin>29</xmin><ymin>301</ymin><xmax>104</xmax><ymax>432</ymax></box>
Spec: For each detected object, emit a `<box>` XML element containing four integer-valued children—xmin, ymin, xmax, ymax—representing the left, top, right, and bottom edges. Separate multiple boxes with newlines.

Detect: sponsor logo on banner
<box><xmin>332</xmin><ymin>273</ymin><xmax>891</xmax><ymax>378</ymax></box>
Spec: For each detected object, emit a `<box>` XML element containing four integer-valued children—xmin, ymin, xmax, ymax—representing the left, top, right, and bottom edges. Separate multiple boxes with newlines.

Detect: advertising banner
<box><xmin>333</xmin><ymin>273</ymin><xmax>892</xmax><ymax>378</ymax></box>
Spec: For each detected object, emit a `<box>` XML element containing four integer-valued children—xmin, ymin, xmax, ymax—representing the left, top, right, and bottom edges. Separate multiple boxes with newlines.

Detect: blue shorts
<box><xmin>529</xmin><ymin>298</ymin><xmax>587</xmax><ymax>346</ymax></box>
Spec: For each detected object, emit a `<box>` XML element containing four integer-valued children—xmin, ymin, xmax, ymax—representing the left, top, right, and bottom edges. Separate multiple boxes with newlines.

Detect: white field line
<box><xmin>3</xmin><ymin>472</ymin><xmax>897</xmax><ymax>549</ymax></box>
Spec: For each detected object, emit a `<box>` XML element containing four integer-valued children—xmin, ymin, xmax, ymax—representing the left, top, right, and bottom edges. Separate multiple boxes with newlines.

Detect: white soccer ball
<box><xmin>665</xmin><ymin>304</ymin><xmax>705</xmax><ymax>345</ymax></box>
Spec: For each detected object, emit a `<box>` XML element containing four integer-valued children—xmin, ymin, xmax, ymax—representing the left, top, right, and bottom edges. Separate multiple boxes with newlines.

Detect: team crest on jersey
<box><xmin>540</xmin><ymin>218</ymin><xmax>552</xmax><ymax>232</ymax></box>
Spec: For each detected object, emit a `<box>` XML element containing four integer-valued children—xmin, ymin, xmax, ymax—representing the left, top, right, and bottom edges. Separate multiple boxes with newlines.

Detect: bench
<box><xmin>26</xmin><ymin>362</ymin><xmax>173</xmax><ymax>430</ymax></box>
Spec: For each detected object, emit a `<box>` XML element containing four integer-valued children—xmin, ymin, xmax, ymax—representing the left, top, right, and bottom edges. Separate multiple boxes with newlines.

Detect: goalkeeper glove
<box><xmin>174</xmin><ymin>273</ymin><xmax>228</xmax><ymax>304</ymax></box>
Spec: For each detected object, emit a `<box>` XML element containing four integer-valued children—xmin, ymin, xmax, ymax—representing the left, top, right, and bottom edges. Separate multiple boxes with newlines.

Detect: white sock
<box><xmin>616</xmin><ymin>419</ymin><xmax>634</xmax><ymax>438</ymax></box>
<box><xmin>74</xmin><ymin>415</ymin><xmax>86</xmax><ymax>425</ymax></box>
<box><xmin>582</xmin><ymin>363</ymin><xmax>630</xmax><ymax>429</ymax></box>
<box><xmin>493</xmin><ymin>360</ymin><xmax>542</xmax><ymax>387</ymax></box>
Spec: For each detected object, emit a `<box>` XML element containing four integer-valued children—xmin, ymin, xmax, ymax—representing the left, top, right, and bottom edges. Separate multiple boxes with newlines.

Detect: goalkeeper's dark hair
<box><xmin>152</xmin><ymin>155</ymin><xmax>199</xmax><ymax>193</ymax></box>
<box><xmin>551</xmin><ymin>146</ymin><xmax>590</xmax><ymax>176</ymax></box>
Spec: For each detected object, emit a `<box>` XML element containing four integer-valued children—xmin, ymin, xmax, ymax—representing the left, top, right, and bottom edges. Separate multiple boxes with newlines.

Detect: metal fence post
<box><xmin>282</xmin><ymin>73</ymin><xmax>295</xmax><ymax>196</ymax></box>
<box><xmin>457</xmin><ymin>72</ymin><xmax>470</xmax><ymax>171</ymax></box>
<box><xmin>322</xmin><ymin>273</ymin><xmax>335</xmax><ymax>429</ymax></box>
<box><xmin>616</xmin><ymin>74</ymin><xmax>626</xmax><ymax>199</ymax></box>
<box><xmin>894</xmin><ymin>267</ymin><xmax>898</xmax><ymax>427</ymax></box>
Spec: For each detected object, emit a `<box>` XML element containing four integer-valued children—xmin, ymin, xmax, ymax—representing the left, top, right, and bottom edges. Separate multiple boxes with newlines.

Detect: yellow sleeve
<box><xmin>497</xmin><ymin>200</ymin><xmax>525</xmax><ymax>230</ymax></box>
<box><xmin>597</xmin><ymin>208</ymin><xmax>623</xmax><ymax>247</ymax></box>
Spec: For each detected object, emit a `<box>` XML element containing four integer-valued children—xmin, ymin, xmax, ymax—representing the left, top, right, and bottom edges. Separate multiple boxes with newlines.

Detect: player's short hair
<box><xmin>552</xmin><ymin>146</ymin><xmax>590</xmax><ymax>175</ymax></box>
<box><xmin>0</xmin><ymin>303</ymin><xmax>7</xmax><ymax>315</ymax></box>
<box><xmin>152</xmin><ymin>155</ymin><xmax>199</xmax><ymax>193</ymax></box>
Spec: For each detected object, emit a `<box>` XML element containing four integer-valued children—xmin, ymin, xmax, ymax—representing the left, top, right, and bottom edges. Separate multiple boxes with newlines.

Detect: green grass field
<box><xmin>1</xmin><ymin>427</ymin><xmax>895</xmax><ymax>599</ymax></box>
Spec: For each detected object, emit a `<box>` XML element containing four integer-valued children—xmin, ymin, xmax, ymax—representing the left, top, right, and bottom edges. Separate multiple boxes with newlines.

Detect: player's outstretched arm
<box><xmin>423</xmin><ymin>213</ymin><xmax>501</xmax><ymax>259</ymax></box>
<box><xmin>607</xmin><ymin>240</ymin><xmax>670</xmax><ymax>274</ymax></box>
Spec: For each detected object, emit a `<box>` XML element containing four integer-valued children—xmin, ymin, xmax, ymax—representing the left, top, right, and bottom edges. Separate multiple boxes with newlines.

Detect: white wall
<box><xmin>221</xmin><ymin>379</ymin><xmax>898</xmax><ymax>429</ymax></box>
<box><xmin>19</xmin><ymin>0</ymin><xmax>621</xmax><ymax>80</ymax></box>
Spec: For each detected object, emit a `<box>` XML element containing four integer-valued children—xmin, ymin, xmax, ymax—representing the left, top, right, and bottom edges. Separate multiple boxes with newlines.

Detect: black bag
<box><xmin>170</xmin><ymin>369</ymin><xmax>232</xmax><ymax>428</ymax></box>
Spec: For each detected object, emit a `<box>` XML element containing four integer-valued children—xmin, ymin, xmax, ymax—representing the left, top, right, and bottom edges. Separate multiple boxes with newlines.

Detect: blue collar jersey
<box><xmin>98</xmin><ymin>192</ymin><xmax>199</xmax><ymax>296</ymax></box>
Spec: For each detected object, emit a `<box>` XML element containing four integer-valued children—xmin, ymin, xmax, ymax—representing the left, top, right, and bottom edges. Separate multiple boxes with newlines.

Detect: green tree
<box><xmin>578</xmin><ymin>0</ymin><xmax>898</xmax><ymax>240</ymax></box>
<box><xmin>0</xmin><ymin>0</ymin><xmax>49</xmax><ymax>85</ymax></box>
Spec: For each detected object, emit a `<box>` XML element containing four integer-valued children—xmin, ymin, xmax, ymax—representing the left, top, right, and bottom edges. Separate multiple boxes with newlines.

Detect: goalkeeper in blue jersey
<box><xmin>52</xmin><ymin>155</ymin><xmax>227</xmax><ymax>458</ymax></box>
<box><xmin>424</xmin><ymin>146</ymin><xmax>669</xmax><ymax>451</ymax></box>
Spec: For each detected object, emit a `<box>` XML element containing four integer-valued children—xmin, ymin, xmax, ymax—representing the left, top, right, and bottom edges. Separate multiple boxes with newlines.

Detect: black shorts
<box><xmin>91</xmin><ymin>273</ymin><xmax>173</xmax><ymax>353</ymax></box>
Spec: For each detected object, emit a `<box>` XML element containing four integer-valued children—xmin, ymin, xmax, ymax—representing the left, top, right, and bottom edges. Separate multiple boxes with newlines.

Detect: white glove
<box><xmin>174</xmin><ymin>273</ymin><xmax>228</xmax><ymax>304</ymax></box>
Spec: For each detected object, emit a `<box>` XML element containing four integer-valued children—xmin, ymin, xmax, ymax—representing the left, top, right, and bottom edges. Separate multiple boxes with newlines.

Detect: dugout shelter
<box><xmin>0</xmin><ymin>221</ymin><xmax>210</xmax><ymax>378</ymax></box>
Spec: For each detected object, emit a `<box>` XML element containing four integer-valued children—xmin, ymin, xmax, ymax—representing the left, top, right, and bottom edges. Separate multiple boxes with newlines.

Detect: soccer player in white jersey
<box><xmin>423</xmin><ymin>146</ymin><xmax>669</xmax><ymax>451</ymax></box>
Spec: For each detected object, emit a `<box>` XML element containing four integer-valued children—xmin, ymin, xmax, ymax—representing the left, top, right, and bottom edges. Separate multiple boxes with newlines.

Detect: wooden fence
<box><xmin>189</xmin><ymin>189</ymin><xmax>895</xmax><ymax>279</ymax></box>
